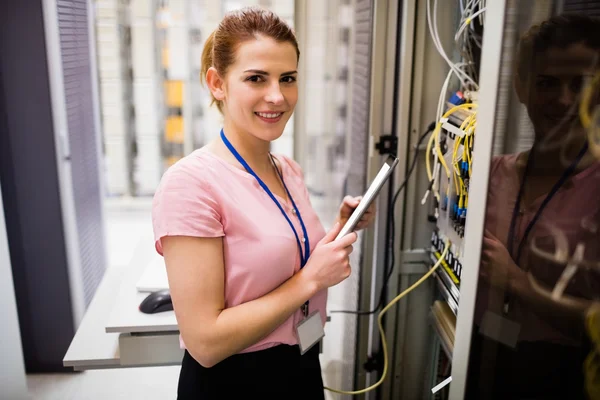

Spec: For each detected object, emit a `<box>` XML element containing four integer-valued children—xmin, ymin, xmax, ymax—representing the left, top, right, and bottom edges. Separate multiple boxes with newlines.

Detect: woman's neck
<box><xmin>220</xmin><ymin>122</ymin><xmax>273</xmax><ymax>175</ymax></box>
<box><xmin>522</xmin><ymin>142</ymin><xmax>594</xmax><ymax>177</ymax></box>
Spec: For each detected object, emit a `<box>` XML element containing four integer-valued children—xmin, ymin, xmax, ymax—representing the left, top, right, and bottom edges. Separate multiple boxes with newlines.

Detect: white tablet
<box><xmin>336</xmin><ymin>155</ymin><xmax>399</xmax><ymax>240</ymax></box>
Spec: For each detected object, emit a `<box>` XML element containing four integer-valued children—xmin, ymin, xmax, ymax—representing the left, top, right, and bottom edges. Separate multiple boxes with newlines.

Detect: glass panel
<box><xmin>96</xmin><ymin>0</ymin><xmax>295</xmax><ymax>198</ymax></box>
<box><xmin>466</xmin><ymin>4</ymin><xmax>600</xmax><ymax>400</ymax></box>
<box><xmin>298</xmin><ymin>1</ymin><xmax>353</xmax><ymax>229</ymax></box>
<box><xmin>292</xmin><ymin>0</ymin><xmax>357</xmax><ymax>392</ymax></box>
<box><xmin>95</xmin><ymin>0</ymin><xmax>298</xmax><ymax>262</ymax></box>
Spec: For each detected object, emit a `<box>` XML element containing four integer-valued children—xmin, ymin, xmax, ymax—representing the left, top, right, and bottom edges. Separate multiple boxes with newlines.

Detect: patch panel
<box><xmin>431</xmin><ymin>230</ymin><xmax>463</xmax><ymax>285</ymax></box>
<box><xmin>430</xmin><ymin>230</ymin><xmax>461</xmax><ymax>313</ymax></box>
<box><xmin>435</xmin><ymin>103</ymin><xmax>476</xmax><ymax>252</ymax></box>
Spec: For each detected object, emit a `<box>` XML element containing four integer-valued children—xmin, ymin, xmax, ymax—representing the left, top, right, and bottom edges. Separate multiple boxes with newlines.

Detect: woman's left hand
<box><xmin>337</xmin><ymin>196</ymin><xmax>376</xmax><ymax>232</ymax></box>
<box><xmin>481</xmin><ymin>229</ymin><xmax>526</xmax><ymax>291</ymax></box>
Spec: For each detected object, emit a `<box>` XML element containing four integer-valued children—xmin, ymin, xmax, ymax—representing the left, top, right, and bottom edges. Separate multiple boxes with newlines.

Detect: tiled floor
<box><xmin>26</xmin><ymin>196</ymin><xmax>351</xmax><ymax>399</ymax></box>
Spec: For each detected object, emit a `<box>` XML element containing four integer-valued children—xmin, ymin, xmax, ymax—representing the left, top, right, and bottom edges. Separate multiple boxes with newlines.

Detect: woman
<box><xmin>467</xmin><ymin>14</ymin><xmax>600</xmax><ymax>400</ymax></box>
<box><xmin>152</xmin><ymin>7</ymin><xmax>375</xmax><ymax>399</ymax></box>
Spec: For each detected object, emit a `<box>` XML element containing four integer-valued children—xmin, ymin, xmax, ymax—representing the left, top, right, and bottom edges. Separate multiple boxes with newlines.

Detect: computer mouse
<box><xmin>139</xmin><ymin>289</ymin><xmax>174</xmax><ymax>314</ymax></box>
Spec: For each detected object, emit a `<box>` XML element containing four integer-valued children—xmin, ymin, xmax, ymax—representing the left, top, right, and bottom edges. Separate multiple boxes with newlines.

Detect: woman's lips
<box><xmin>255</xmin><ymin>112</ymin><xmax>284</xmax><ymax>123</ymax></box>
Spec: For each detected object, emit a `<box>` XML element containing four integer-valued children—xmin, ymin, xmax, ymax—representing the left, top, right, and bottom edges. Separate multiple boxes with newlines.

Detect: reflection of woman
<box><xmin>151</xmin><ymin>7</ymin><xmax>374</xmax><ymax>399</ymax></box>
<box><xmin>467</xmin><ymin>15</ymin><xmax>600</xmax><ymax>400</ymax></box>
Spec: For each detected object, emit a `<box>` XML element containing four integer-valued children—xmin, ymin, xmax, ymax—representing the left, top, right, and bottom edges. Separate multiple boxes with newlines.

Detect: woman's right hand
<box><xmin>303</xmin><ymin>222</ymin><xmax>358</xmax><ymax>291</ymax></box>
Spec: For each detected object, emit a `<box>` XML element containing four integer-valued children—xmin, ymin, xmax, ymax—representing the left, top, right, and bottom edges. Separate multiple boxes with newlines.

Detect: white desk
<box><xmin>63</xmin><ymin>236</ymin><xmax>183</xmax><ymax>370</ymax></box>
<box><xmin>135</xmin><ymin>255</ymin><xmax>169</xmax><ymax>293</ymax></box>
<box><xmin>105</xmin><ymin>253</ymin><xmax>177</xmax><ymax>334</ymax></box>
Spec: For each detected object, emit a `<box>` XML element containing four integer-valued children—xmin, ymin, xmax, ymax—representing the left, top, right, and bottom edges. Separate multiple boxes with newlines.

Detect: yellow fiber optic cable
<box><xmin>579</xmin><ymin>71</ymin><xmax>600</xmax><ymax>158</ymax></box>
<box><xmin>426</xmin><ymin>103</ymin><xmax>478</xmax><ymax>201</ymax></box>
<box><xmin>436</xmin><ymin>104</ymin><xmax>478</xmax><ymax>181</ymax></box>
<box><xmin>580</xmin><ymin>71</ymin><xmax>600</xmax><ymax>129</ymax></box>
<box><xmin>452</xmin><ymin>136</ymin><xmax>463</xmax><ymax>195</ymax></box>
<box><xmin>324</xmin><ymin>240</ymin><xmax>451</xmax><ymax>395</ymax></box>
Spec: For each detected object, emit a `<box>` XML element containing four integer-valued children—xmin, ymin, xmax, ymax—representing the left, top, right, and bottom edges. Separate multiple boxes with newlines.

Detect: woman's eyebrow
<box><xmin>244</xmin><ymin>69</ymin><xmax>298</xmax><ymax>76</ymax></box>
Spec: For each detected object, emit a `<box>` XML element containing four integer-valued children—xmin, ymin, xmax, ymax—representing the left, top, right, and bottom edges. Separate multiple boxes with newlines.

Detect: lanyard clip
<box><xmin>301</xmin><ymin>302</ymin><xmax>309</xmax><ymax>317</ymax></box>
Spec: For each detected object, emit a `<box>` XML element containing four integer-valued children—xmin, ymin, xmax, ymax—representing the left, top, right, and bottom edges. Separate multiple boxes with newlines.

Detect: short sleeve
<box><xmin>152</xmin><ymin>163</ymin><xmax>224</xmax><ymax>255</ymax></box>
<box><xmin>490</xmin><ymin>155</ymin><xmax>506</xmax><ymax>177</ymax></box>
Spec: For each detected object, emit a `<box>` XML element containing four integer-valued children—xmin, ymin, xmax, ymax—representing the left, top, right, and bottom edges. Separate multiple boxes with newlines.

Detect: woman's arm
<box><xmin>163</xmin><ymin>236</ymin><xmax>315</xmax><ymax>367</ymax></box>
<box><xmin>509</xmin><ymin>271</ymin><xmax>589</xmax><ymax>338</ymax></box>
<box><xmin>482</xmin><ymin>229</ymin><xmax>589</xmax><ymax>339</ymax></box>
<box><xmin>162</xmin><ymin>224</ymin><xmax>356</xmax><ymax>368</ymax></box>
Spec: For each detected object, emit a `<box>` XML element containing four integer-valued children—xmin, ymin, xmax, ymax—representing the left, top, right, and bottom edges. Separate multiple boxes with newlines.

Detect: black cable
<box><xmin>331</xmin><ymin>122</ymin><xmax>436</xmax><ymax>316</ymax></box>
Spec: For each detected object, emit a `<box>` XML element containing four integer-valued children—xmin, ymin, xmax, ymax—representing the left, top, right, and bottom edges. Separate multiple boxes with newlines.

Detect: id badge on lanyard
<box><xmin>220</xmin><ymin>129</ymin><xmax>324</xmax><ymax>354</ymax></box>
<box><xmin>296</xmin><ymin>310</ymin><xmax>325</xmax><ymax>354</ymax></box>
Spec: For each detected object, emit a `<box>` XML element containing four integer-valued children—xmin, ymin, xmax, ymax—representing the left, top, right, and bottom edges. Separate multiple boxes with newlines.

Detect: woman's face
<box><xmin>517</xmin><ymin>43</ymin><xmax>598</xmax><ymax>146</ymax></box>
<box><xmin>218</xmin><ymin>35</ymin><xmax>298</xmax><ymax>143</ymax></box>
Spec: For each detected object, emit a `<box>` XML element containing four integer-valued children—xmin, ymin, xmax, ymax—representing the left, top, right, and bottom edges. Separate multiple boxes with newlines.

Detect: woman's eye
<box><xmin>246</xmin><ymin>75</ymin><xmax>264</xmax><ymax>83</ymax></box>
<box><xmin>536</xmin><ymin>77</ymin><xmax>558</xmax><ymax>90</ymax></box>
<box><xmin>281</xmin><ymin>76</ymin><xmax>297</xmax><ymax>83</ymax></box>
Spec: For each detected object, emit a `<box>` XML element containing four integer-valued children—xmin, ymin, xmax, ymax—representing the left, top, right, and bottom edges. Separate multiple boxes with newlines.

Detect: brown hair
<box><xmin>200</xmin><ymin>6</ymin><xmax>300</xmax><ymax>113</ymax></box>
<box><xmin>517</xmin><ymin>14</ymin><xmax>600</xmax><ymax>80</ymax></box>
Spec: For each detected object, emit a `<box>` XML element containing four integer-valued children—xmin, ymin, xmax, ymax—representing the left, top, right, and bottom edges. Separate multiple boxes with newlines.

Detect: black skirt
<box><xmin>466</xmin><ymin>330</ymin><xmax>589</xmax><ymax>400</ymax></box>
<box><xmin>177</xmin><ymin>344</ymin><xmax>326</xmax><ymax>400</ymax></box>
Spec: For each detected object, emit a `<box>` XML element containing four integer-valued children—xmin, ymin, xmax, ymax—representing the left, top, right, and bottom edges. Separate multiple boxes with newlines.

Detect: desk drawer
<box><xmin>119</xmin><ymin>332</ymin><xmax>184</xmax><ymax>367</ymax></box>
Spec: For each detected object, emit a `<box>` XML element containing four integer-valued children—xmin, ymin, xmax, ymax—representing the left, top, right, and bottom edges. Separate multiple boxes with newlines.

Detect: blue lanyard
<box><xmin>220</xmin><ymin>129</ymin><xmax>311</xmax><ymax>268</ymax></box>
<box><xmin>503</xmin><ymin>143</ymin><xmax>588</xmax><ymax>315</ymax></box>
<box><xmin>507</xmin><ymin>142</ymin><xmax>588</xmax><ymax>264</ymax></box>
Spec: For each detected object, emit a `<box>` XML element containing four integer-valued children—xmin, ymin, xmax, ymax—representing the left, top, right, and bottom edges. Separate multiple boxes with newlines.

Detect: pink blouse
<box><xmin>476</xmin><ymin>153</ymin><xmax>600</xmax><ymax>344</ymax></box>
<box><xmin>152</xmin><ymin>148</ymin><xmax>327</xmax><ymax>353</ymax></box>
